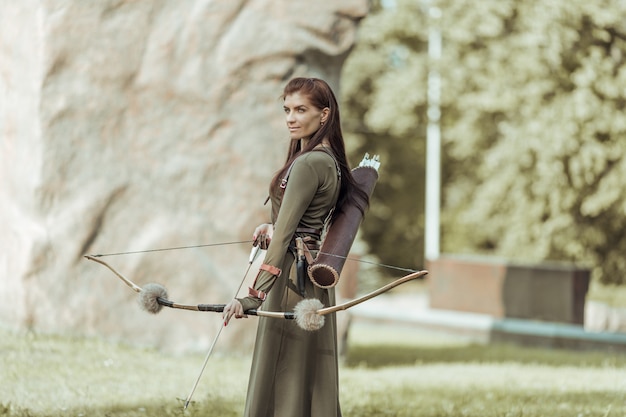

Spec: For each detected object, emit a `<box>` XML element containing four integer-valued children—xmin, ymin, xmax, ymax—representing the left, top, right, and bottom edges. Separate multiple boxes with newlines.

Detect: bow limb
<box><xmin>84</xmin><ymin>255</ymin><xmax>143</xmax><ymax>293</ymax></box>
<box><xmin>317</xmin><ymin>269</ymin><xmax>429</xmax><ymax>316</ymax></box>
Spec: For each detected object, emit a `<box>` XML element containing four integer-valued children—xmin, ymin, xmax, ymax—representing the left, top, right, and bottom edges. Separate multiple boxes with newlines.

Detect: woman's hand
<box><xmin>253</xmin><ymin>223</ymin><xmax>273</xmax><ymax>250</ymax></box>
<box><xmin>222</xmin><ymin>299</ymin><xmax>247</xmax><ymax>326</ymax></box>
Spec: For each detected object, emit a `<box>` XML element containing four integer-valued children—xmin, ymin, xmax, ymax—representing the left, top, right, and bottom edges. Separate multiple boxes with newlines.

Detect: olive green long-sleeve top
<box><xmin>239</xmin><ymin>149</ymin><xmax>340</xmax><ymax>311</ymax></box>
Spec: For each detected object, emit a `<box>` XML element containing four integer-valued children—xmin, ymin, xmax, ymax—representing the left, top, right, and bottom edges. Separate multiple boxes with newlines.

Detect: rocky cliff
<box><xmin>0</xmin><ymin>0</ymin><xmax>368</xmax><ymax>352</ymax></box>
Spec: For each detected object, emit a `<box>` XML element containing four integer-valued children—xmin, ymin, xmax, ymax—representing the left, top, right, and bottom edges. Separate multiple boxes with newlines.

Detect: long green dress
<box><xmin>238</xmin><ymin>149</ymin><xmax>342</xmax><ymax>417</ymax></box>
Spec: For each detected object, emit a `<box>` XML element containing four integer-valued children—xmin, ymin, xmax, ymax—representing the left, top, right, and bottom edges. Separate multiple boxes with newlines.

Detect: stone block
<box><xmin>427</xmin><ymin>255</ymin><xmax>590</xmax><ymax>325</ymax></box>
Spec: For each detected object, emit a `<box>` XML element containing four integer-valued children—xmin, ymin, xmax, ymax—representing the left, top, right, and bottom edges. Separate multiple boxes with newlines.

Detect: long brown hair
<box><xmin>271</xmin><ymin>77</ymin><xmax>369</xmax><ymax>221</ymax></box>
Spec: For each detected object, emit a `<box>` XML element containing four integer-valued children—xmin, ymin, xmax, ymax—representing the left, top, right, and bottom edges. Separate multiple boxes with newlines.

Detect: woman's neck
<box><xmin>299</xmin><ymin>137</ymin><xmax>329</xmax><ymax>150</ymax></box>
<box><xmin>299</xmin><ymin>137</ymin><xmax>310</xmax><ymax>149</ymax></box>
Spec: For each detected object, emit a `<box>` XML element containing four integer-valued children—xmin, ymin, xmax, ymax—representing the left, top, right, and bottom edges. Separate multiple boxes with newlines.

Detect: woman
<box><xmin>223</xmin><ymin>77</ymin><xmax>368</xmax><ymax>417</ymax></box>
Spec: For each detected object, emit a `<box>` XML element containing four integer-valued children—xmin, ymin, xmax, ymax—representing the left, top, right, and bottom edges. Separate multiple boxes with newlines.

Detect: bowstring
<box><xmin>316</xmin><ymin>251</ymin><xmax>419</xmax><ymax>273</ymax></box>
<box><xmin>88</xmin><ymin>240</ymin><xmax>254</xmax><ymax>257</ymax></box>
<box><xmin>88</xmin><ymin>241</ymin><xmax>420</xmax><ymax>273</ymax></box>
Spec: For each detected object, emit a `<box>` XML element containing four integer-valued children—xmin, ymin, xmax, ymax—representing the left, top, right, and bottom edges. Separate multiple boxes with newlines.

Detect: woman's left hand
<box><xmin>222</xmin><ymin>299</ymin><xmax>247</xmax><ymax>326</ymax></box>
<box><xmin>252</xmin><ymin>223</ymin><xmax>273</xmax><ymax>249</ymax></box>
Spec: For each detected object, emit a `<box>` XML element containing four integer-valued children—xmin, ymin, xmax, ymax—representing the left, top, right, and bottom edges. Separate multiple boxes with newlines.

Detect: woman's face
<box><xmin>283</xmin><ymin>92</ymin><xmax>328</xmax><ymax>140</ymax></box>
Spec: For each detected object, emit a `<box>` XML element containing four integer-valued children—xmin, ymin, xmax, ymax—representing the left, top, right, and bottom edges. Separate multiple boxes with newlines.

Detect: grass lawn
<box><xmin>1</xmin><ymin>320</ymin><xmax>625</xmax><ymax>417</ymax></box>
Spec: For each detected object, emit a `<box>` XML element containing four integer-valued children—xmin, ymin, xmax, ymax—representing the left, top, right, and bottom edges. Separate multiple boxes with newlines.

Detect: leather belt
<box><xmin>295</xmin><ymin>227</ymin><xmax>322</xmax><ymax>240</ymax></box>
<box><xmin>295</xmin><ymin>227</ymin><xmax>322</xmax><ymax>234</ymax></box>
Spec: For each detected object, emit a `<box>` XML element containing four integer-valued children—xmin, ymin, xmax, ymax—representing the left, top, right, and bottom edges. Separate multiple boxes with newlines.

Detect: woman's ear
<box><xmin>321</xmin><ymin>107</ymin><xmax>330</xmax><ymax>124</ymax></box>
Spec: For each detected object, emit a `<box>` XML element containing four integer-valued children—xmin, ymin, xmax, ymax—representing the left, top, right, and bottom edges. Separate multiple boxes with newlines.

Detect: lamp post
<box><xmin>424</xmin><ymin>2</ymin><xmax>442</xmax><ymax>262</ymax></box>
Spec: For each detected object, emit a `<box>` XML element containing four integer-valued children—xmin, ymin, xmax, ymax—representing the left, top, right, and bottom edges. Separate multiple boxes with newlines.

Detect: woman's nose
<box><xmin>286</xmin><ymin>111</ymin><xmax>295</xmax><ymax>122</ymax></box>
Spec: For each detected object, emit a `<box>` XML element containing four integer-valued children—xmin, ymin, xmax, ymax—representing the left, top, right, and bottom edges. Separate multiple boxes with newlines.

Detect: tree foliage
<box><xmin>342</xmin><ymin>0</ymin><xmax>626</xmax><ymax>284</ymax></box>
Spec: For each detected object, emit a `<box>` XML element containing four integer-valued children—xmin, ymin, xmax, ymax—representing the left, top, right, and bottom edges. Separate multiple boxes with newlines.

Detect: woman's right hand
<box><xmin>222</xmin><ymin>299</ymin><xmax>246</xmax><ymax>326</ymax></box>
<box><xmin>253</xmin><ymin>223</ymin><xmax>273</xmax><ymax>250</ymax></box>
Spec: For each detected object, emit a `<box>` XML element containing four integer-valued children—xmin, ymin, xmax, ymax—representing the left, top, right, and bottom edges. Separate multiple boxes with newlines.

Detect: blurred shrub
<box><xmin>342</xmin><ymin>0</ymin><xmax>626</xmax><ymax>284</ymax></box>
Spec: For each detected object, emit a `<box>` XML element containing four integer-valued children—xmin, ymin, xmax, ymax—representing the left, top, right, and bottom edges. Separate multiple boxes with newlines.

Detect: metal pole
<box><xmin>425</xmin><ymin>3</ymin><xmax>442</xmax><ymax>261</ymax></box>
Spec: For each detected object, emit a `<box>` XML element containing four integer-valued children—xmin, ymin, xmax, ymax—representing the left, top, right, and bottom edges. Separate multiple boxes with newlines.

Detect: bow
<box><xmin>83</xmin><ymin>254</ymin><xmax>427</xmax><ymax>331</ymax></box>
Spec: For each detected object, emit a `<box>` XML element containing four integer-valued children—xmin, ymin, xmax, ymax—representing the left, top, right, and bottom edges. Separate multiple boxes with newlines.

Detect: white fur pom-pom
<box><xmin>139</xmin><ymin>283</ymin><xmax>168</xmax><ymax>314</ymax></box>
<box><xmin>294</xmin><ymin>298</ymin><xmax>325</xmax><ymax>331</ymax></box>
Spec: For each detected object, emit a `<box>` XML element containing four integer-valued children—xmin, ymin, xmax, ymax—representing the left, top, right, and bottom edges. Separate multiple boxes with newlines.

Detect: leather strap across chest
<box><xmin>280</xmin><ymin>147</ymin><xmax>341</xmax><ymax>191</ymax></box>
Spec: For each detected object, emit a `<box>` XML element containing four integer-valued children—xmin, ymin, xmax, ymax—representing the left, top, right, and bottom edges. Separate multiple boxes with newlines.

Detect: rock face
<box><xmin>0</xmin><ymin>0</ymin><xmax>368</xmax><ymax>352</ymax></box>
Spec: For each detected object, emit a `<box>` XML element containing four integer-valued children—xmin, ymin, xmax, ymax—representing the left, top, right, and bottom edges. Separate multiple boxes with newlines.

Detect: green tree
<box><xmin>342</xmin><ymin>0</ymin><xmax>626</xmax><ymax>284</ymax></box>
